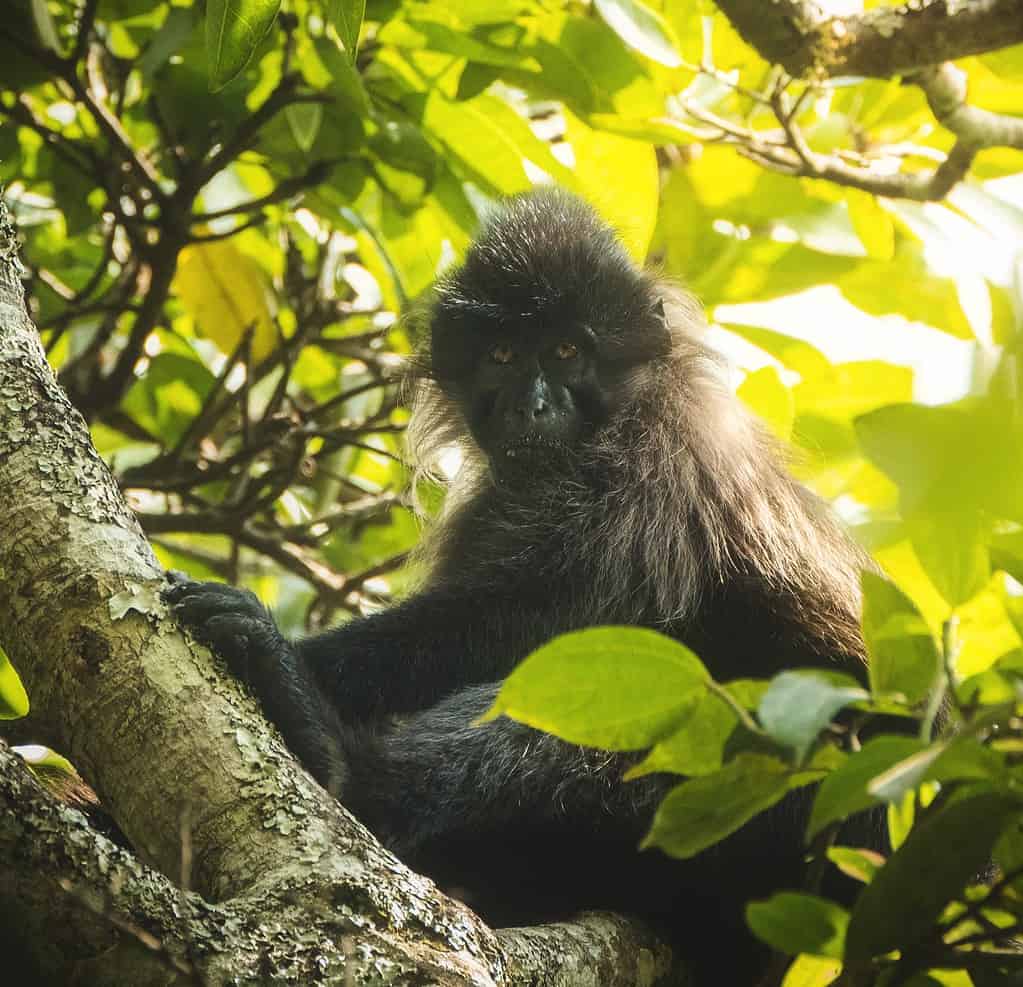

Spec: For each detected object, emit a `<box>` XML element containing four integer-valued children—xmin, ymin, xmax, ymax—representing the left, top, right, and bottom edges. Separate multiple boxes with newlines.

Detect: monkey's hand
<box><xmin>162</xmin><ymin>571</ymin><xmax>290</xmax><ymax>685</ymax></box>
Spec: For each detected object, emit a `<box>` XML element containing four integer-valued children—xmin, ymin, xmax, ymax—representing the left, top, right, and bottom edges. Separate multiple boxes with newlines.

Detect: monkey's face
<box><xmin>428</xmin><ymin>189</ymin><xmax>673</xmax><ymax>480</ymax></box>
<box><xmin>463</xmin><ymin>325</ymin><xmax>605</xmax><ymax>473</ymax></box>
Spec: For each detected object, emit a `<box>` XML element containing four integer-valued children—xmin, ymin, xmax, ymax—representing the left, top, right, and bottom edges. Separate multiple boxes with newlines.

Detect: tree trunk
<box><xmin>0</xmin><ymin>204</ymin><xmax>683</xmax><ymax>985</ymax></box>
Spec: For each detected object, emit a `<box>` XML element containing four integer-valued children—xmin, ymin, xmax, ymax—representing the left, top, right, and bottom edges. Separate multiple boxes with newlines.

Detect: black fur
<box><xmin>165</xmin><ymin>189</ymin><xmax>870</xmax><ymax>982</ymax></box>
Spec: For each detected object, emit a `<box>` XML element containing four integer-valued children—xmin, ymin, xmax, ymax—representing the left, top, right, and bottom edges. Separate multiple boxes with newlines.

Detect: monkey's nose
<box><xmin>517</xmin><ymin>399</ymin><xmax>549</xmax><ymax>419</ymax></box>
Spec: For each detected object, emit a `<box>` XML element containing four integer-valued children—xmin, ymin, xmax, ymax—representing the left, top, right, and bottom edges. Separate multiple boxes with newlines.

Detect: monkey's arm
<box><xmin>163</xmin><ymin>576</ymin><xmax>561</xmax><ymax>771</ymax></box>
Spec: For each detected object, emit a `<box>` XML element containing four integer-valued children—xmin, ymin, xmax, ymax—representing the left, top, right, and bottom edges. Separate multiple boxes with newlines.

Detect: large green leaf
<box><xmin>861</xmin><ymin>571</ymin><xmax>940</xmax><ymax>705</ymax></box>
<box><xmin>206</xmin><ymin>0</ymin><xmax>280</xmax><ymax>91</ymax></box>
<box><xmin>173</xmin><ymin>240</ymin><xmax>278</xmax><ymax>363</ymax></box>
<box><xmin>746</xmin><ymin>893</ymin><xmax>849</xmax><ymax>960</ymax></box>
<box><xmin>643</xmin><ymin>754</ymin><xmax>792</xmax><ymax>858</ymax></box>
<box><xmin>845</xmin><ymin>792</ymin><xmax>1021</xmax><ymax>965</ymax></box>
<box><xmin>593</xmin><ymin>0</ymin><xmax>681</xmax><ymax>67</ymax></box>
<box><xmin>0</xmin><ymin>645</ymin><xmax>29</xmax><ymax>719</ymax></box>
<box><xmin>378</xmin><ymin>6</ymin><xmax>537</xmax><ymax>70</ymax></box>
<box><xmin>856</xmin><ymin>399</ymin><xmax>1023</xmax><ymax>522</ymax></box>
<box><xmin>563</xmin><ymin>110</ymin><xmax>658</xmax><ymax>261</ymax></box>
<box><xmin>757</xmin><ymin>671</ymin><xmax>868</xmax><ymax>762</ymax></box>
<box><xmin>326</xmin><ymin>0</ymin><xmax>365</xmax><ymax>62</ymax></box>
<box><xmin>808</xmin><ymin>736</ymin><xmax>925</xmax><ymax>840</ymax></box>
<box><xmin>484</xmin><ymin>627</ymin><xmax>709</xmax><ymax>750</ymax></box>
<box><xmin>420</xmin><ymin>91</ymin><xmax>574</xmax><ymax>195</ymax></box>
<box><xmin>738</xmin><ymin>367</ymin><xmax>794</xmax><ymax>441</ymax></box>
<box><xmin>530</xmin><ymin>13</ymin><xmax>662</xmax><ymax>117</ymax></box>
<box><xmin>627</xmin><ymin>680</ymin><xmax>768</xmax><ymax>778</ymax></box>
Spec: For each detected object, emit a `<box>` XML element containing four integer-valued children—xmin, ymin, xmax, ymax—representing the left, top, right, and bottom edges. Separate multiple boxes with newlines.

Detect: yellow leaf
<box><xmin>173</xmin><ymin>241</ymin><xmax>277</xmax><ymax>362</ymax></box>
<box><xmin>563</xmin><ymin>110</ymin><xmax>659</xmax><ymax>262</ymax></box>
<box><xmin>738</xmin><ymin>366</ymin><xmax>794</xmax><ymax>441</ymax></box>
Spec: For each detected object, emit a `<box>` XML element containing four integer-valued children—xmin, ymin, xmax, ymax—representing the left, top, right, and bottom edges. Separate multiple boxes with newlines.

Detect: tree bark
<box><xmin>714</xmin><ymin>0</ymin><xmax>1023</xmax><ymax>79</ymax></box>
<box><xmin>0</xmin><ymin>202</ymin><xmax>683</xmax><ymax>985</ymax></box>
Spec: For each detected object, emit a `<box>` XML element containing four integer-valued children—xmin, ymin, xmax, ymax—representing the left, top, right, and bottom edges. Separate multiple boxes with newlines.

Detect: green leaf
<box><xmin>738</xmin><ymin>367</ymin><xmax>795</xmax><ymax>441</ymax></box>
<box><xmin>642</xmin><ymin>754</ymin><xmax>791</xmax><ymax>858</ymax></box>
<box><xmin>861</xmin><ymin>571</ymin><xmax>940</xmax><ymax>705</ymax></box>
<box><xmin>794</xmin><ymin>361</ymin><xmax>912</xmax><ymax>423</ymax></box>
<box><xmin>530</xmin><ymin>13</ymin><xmax>662</xmax><ymax>118</ymax></box>
<box><xmin>562</xmin><ymin>110</ymin><xmax>658</xmax><ymax>261</ymax></box>
<box><xmin>327</xmin><ymin>0</ymin><xmax>365</xmax><ymax>62</ymax></box>
<box><xmin>886</xmin><ymin>787</ymin><xmax>915</xmax><ymax>851</ymax></box>
<box><xmin>593</xmin><ymin>0</ymin><xmax>681</xmax><ymax>67</ymax></box>
<box><xmin>377</xmin><ymin>8</ymin><xmax>537</xmax><ymax>70</ymax></box>
<box><xmin>757</xmin><ymin>671</ymin><xmax>868</xmax><ymax>761</ymax></box>
<box><xmin>484</xmin><ymin>627</ymin><xmax>709</xmax><ymax>750</ymax></box>
<box><xmin>847</xmin><ymin>189</ymin><xmax>895</xmax><ymax>261</ymax></box>
<box><xmin>778</xmin><ymin>954</ymin><xmax>843</xmax><ymax>987</ymax></box>
<box><xmin>840</xmin><ymin>243</ymin><xmax>973</xmax><ymax>340</ymax></box>
<box><xmin>286</xmin><ymin>102</ymin><xmax>323</xmax><ymax>151</ymax></box>
<box><xmin>746</xmin><ymin>893</ymin><xmax>849</xmax><ymax>959</ymax></box>
<box><xmin>206</xmin><ymin>0</ymin><xmax>281</xmax><ymax>91</ymax></box>
<box><xmin>719</xmin><ymin>323</ymin><xmax>832</xmax><ymax>379</ymax></box>
<box><xmin>311</xmin><ymin>36</ymin><xmax>371</xmax><ymax>117</ymax></box>
<box><xmin>826</xmin><ymin>846</ymin><xmax>884</xmax><ymax>884</ymax></box>
<box><xmin>0</xmin><ymin>645</ymin><xmax>29</xmax><ymax>719</ymax></box>
<box><xmin>626</xmin><ymin>680</ymin><xmax>768</xmax><ymax>778</ymax></box>
<box><xmin>869</xmin><ymin>737</ymin><xmax>1003</xmax><ymax>804</ymax></box>
<box><xmin>906</xmin><ymin>513</ymin><xmax>991</xmax><ymax>609</ymax></box>
<box><xmin>808</xmin><ymin>736</ymin><xmax>925</xmax><ymax>840</ymax></box>
<box><xmin>856</xmin><ymin>400</ymin><xmax>1023</xmax><ymax>522</ymax></box>
<box><xmin>421</xmin><ymin>91</ymin><xmax>574</xmax><ymax>195</ymax></box>
<box><xmin>173</xmin><ymin>240</ymin><xmax>277</xmax><ymax>363</ymax></box>
<box><xmin>14</xmin><ymin>744</ymin><xmax>74</xmax><ymax>776</ymax></box>
<box><xmin>845</xmin><ymin>792</ymin><xmax>1022</xmax><ymax>965</ymax></box>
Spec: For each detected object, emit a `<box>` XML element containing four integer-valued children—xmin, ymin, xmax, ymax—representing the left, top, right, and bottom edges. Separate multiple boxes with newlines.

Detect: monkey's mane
<box><xmin>406</xmin><ymin>192</ymin><xmax>867</xmax><ymax>665</ymax></box>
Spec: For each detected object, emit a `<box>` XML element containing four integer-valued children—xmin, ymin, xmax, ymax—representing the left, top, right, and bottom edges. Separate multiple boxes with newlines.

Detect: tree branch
<box><xmin>714</xmin><ymin>0</ymin><xmax>1023</xmax><ymax>79</ymax></box>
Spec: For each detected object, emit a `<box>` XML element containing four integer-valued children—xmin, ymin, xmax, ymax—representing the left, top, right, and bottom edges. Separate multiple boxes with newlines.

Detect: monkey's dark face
<box><xmin>463</xmin><ymin>324</ymin><xmax>603</xmax><ymax>471</ymax></box>
<box><xmin>429</xmin><ymin>189</ymin><xmax>671</xmax><ymax>480</ymax></box>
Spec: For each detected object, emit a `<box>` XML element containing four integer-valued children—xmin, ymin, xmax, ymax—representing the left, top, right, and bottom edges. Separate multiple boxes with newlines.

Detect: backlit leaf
<box><xmin>327</xmin><ymin>0</ymin><xmax>365</xmax><ymax>62</ymax></box>
<box><xmin>206</xmin><ymin>0</ymin><xmax>280</xmax><ymax>91</ymax></box>
<box><xmin>484</xmin><ymin>627</ymin><xmax>709</xmax><ymax>750</ymax></box>
<box><xmin>594</xmin><ymin>0</ymin><xmax>682</xmax><ymax>67</ymax></box>
<box><xmin>563</xmin><ymin>110</ymin><xmax>658</xmax><ymax>261</ymax></box>
<box><xmin>0</xmin><ymin>645</ymin><xmax>29</xmax><ymax>719</ymax></box>
<box><xmin>845</xmin><ymin>792</ymin><xmax>1021</xmax><ymax>964</ymax></box>
<box><xmin>173</xmin><ymin>241</ymin><xmax>277</xmax><ymax>362</ymax></box>
<box><xmin>643</xmin><ymin>754</ymin><xmax>792</xmax><ymax>858</ymax></box>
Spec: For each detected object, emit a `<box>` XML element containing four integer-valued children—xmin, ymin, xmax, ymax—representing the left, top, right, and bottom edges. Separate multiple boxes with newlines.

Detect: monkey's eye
<box><xmin>554</xmin><ymin>342</ymin><xmax>578</xmax><ymax>360</ymax></box>
<box><xmin>491</xmin><ymin>344</ymin><xmax>515</xmax><ymax>365</ymax></box>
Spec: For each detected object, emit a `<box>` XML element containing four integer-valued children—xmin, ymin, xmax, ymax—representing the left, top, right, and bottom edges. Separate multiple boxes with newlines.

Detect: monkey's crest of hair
<box><xmin>406</xmin><ymin>189</ymin><xmax>867</xmax><ymax>660</ymax></box>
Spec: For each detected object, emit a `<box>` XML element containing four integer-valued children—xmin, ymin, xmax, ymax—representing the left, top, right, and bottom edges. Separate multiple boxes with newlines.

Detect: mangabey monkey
<box><xmin>165</xmin><ymin>188</ymin><xmax>869</xmax><ymax>981</ymax></box>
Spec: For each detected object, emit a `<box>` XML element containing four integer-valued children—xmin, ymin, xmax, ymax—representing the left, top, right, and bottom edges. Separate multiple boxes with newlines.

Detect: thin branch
<box><xmin>71</xmin><ymin>0</ymin><xmax>100</xmax><ymax>65</ymax></box>
<box><xmin>190</xmin><ymin>161</ymin><xmax>339</xmax><ymax>222</ymax></box>
<box><xmin>187</xmin><ymin>214</ymin><xmax>267</xmax><ymax>243</ymax></box>
<box><xmin>2</xmin><ymin>96</ymin><xmax>101</xmax><ymax>178</ymax></box>
<box><xmin>73</xmin><ymin>46</ymin><xmax>166</xmax><ymax>202</ymax></box>
<box><xmin>192</xmin><ymin>75</ymin><xmax>325</xmax><ymax>189</ymax></box>
<box><xmin>167</xmin><ymin>323</ymin><xmax>256</xmax><ymax>462</ymax></box>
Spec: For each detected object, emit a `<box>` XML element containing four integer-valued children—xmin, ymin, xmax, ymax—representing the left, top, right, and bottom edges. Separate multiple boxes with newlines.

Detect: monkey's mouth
<box><xmin>502</xmin><ymin>435</ymin><xmax>570</xmax><ymax>460</ymax></box>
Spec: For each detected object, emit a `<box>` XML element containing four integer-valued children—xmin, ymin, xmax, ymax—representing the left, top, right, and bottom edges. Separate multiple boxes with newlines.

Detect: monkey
<box><xmin>164</xmin><ymin>187</ymin><xmax>870</xmax><ymax>982</ymax></box>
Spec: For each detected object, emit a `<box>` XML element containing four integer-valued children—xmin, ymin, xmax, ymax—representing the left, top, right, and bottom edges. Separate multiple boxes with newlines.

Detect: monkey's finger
<box><xmin>162</xmin><ymin>575</ymin><xmax>208</xmax><ymax>603</ymax></box>
<box><xmin>166</xmin><ymin>584</ymin><xmax>264</xmax><ymax>623</ymax></box>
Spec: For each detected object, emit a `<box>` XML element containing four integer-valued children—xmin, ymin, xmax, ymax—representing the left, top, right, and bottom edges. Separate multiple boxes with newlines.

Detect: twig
<box><xmin>71</xmin><ymin>0</ymin><xmax>100</xmax><ymax>65</ymax></box>
<box><xmin>190</xmin><ymin>162</ymin><xmax>339</xmax><ymax>223</ymax></box>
